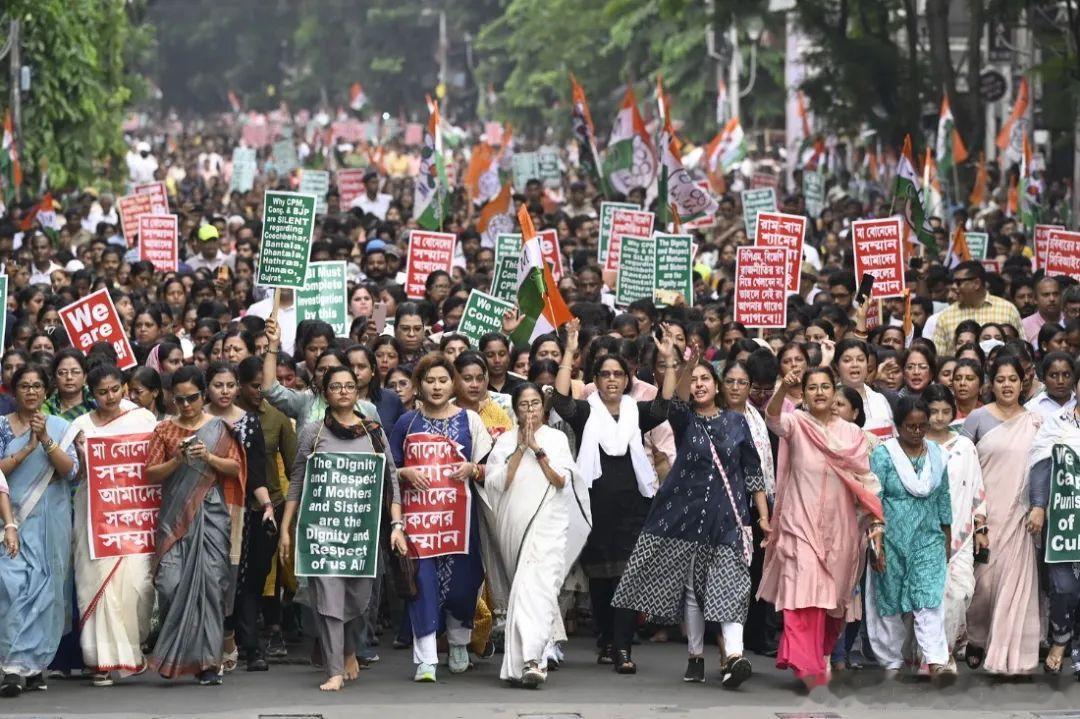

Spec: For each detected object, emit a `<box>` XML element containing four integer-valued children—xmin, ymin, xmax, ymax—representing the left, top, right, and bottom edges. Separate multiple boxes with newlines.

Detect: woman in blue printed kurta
<box><xmin>865</xmin><ymin>396</ymin><xmax>953</xmax><ymax>680</ymax></box>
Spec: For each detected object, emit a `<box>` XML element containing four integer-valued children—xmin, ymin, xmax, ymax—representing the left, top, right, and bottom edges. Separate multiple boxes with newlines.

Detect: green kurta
<box><xmin>870</xmin><ymin>443</ymin><xmax>952</xmax><ymax>616</ymax></box>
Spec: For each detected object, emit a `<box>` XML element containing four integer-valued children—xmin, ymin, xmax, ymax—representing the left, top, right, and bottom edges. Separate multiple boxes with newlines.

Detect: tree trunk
<box><xmin>926</xmin><ymin>0</ymin><xmax>956</xmax><ymax>101</ymax></box>
<box><xmin>966</xmin><ymin>0</ymin><xmax>984</xmax><ymax>154</ymax></box>
<box><xmin>902</xmin><ymin>0</ymin><xmax>921</xmax><ymax>133</ymax></box>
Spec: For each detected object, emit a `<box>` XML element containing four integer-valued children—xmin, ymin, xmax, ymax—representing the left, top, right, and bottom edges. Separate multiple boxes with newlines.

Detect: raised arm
<box><xmin>555</xmin><ymin>317</ymin><xmax>581</xmax><ymax>399</ymax></box>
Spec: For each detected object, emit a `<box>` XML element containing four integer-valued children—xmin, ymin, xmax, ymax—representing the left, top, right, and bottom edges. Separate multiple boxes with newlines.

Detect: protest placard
<box><xmin>654</xmin><ymin>233</ymin><xmax>694</xmax><ymax>307</ymax></box>
<box><xmin>337</xmin><ymin>168</ymin><xmax>367</xmax><ymax>208</ymax></box>
<box><xmin>60</xmin><ymin>288</ymin><xmax>137</xmax><ymax>370</ymax></box>
<box><xmin>404</xmin><ymin>230</ymin><xmax>456</xmax><ymax>299</ymax></box>
<box><xmin>965</xmin><ymin>231</ymin><xmax>989</xmax><ymax>261</ymax></box>
<box><xmin>230</xmin><ymin>147</ymin><xmax>257</xmax><ymax>192</ymax></box>
<box><xmin>538</xmin><ymin>150</ymin><xmax>561</xmax><ymax>188</ymax></box>
<box><xmin>255</xmin><ymin>190</ymin><xmax>317</xmax><ymax>288</ymax></box>
<box><xmin>804</xmin><ymin>172</ymin><xmax>825</xmax><ymax>218</ymax></box>
<box><xmin>750</xmin><ymin>171</ymin><xmax>780</xmax><ymax>191</ymax></box>
<box><xmin>490</xmin><ymin>255</ymin><xmax>519</xmax><ymax>303</ymax></box>
<box><xmin>401</xmin><ymin>432</ymin><xmax>472</xmax><ymax>558</ymax></box>
<box><xmin>296</xmin><ymin>261</ymin><xmax>348</xmax><ymax>336</ymax></box>
<box><xmin>604</xmin><ymin>207</ymin><xmax>654</xmax><ymax>271</ymax></box>
<box><xmin>537</xmin><ymin>229</ymin><xmax>563</xmax><ymax>281</ymax></box>
<box><xmin>117</xmin><ymin>192</ymin><xmax>157</xmax><ymax>243</ymax></box>
<box><xmin>1035</xmin><ymin>224</ymin><xmax>1066</xmax><ymax>270</ymax></box>
<box><xmin>981</xmin><ymin>259</ymin><xmax>1002</xmax><ymax>274</ymax></box>
<box><xmin>597</xmin><ymin>202</ymin><xmax>641</xmax><ymax>264</ymax></box>
<box><xmin>241</xmin><ymin>119</ymin><xmax>269</xmax><ymax>148</ymax></box>
<box><xmin>494</xmin><ymin>233</ymin><xmax>521</xmax><ymax>265</ymax></box>
<box><xmin>137</xmin><ymin>214</ymin><xmax>178</xmax><ymax>273</ymax></box>
<box><xmin>0</xmin><ymin>274</ymin><xmax>7</xmax><ymax>351</ymax></box>
<box><xmin>1045</xmin><ymin>228</ymin><xmax>1080</xmax><ymax>282</ymax></box>
<box><xmin>404</xmin><ymin>123</ymin><xmax>424</xmax><ymax>146</ymax></box>
<box><xmin>484</xmin><ymin>122</ymin><xmax>503</xmax><ymax>145</ymax></box>
<box><xmin>295</xmin><ymin>452</ymin><xmax>384</xmax><ymax>578</ymax></box>
<box><xmin>458</xmin><ymin>290</ymin><xmax>516</xmax><ymax>346</ymax></box>
<box><xmin>86</xmin><ymin>432</ymin><xmax>157</xmax><ymax>560</ymax></box>
<box><xmin>299</xmin><ymin>169</ymin><xmax>331</xmax><ymax>215</ymax></box>
<box><xmin>1046</xmin><ymin>443</ymin><xmax>1080</xmax><ymax>563</ymax></box>
<box><xmin>741</xmin><ymin>187</ymin><xmax>776</xmax><ymax>241</ymax></box>
<box><xmin>754</xmin><ymin>211</ymin><xmax>806</xmax><ymax>293</ymax></box>
<box><xmin>734</xmin><ymin>246</ymin><xmax>788</xmax><ymax>328</ymax></box>
<box><xmin>272</xmin><ymin>139</ymin><xmax>298</xmax><ymax>174</ymax></box>
<box><xmin>512</xmin><ymin>151</ymin><xmax>541</xmax><ymax>191</ymax></box>
<box><xmin>683</xmin><ymin>181</ymin><xmax>717</xmax><ymax>231</ymax></box>
<box><xmin>852</xmin><ymin>216</ymin><xmax>906</xmax><ymax>299</ymax></box>
<box><xmin>134</xmin><ymin>182</ymin><xmax>169</xmax><ymax>214</ymax></box>
<box><xmin>615</xmin><ymin>236</ymin><xmax>656</xmax><ymax>307</ymax></box>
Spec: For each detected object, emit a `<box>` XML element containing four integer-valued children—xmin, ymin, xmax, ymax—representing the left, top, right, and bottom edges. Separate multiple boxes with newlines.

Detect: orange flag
<box><xmin>969</xmin><ymin>152</ymin><xmax>988</xmax><ymax>207</ymax></box>
<box><xmin>996</xmin><ymin>77</ymin><xmax>1029</xmax><ymax>151</ymax></box>
<box><xmin>1007</xmin><ymin>174</ymin><xmax>1019</xmax><ymax>217</ymax></box>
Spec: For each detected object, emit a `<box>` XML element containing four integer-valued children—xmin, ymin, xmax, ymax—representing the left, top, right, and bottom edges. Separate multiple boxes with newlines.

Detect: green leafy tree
<box><xmin>0</xmin><ymin>0</ymin><xmax>151</xmax><ymax>190</ymax></box>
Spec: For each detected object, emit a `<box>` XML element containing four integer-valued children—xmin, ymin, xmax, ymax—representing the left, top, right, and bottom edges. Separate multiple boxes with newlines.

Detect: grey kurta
<box><xmin>289</xmin><ymin>420</ymin><xmax>401</xmax><ymax>622</ymax></box>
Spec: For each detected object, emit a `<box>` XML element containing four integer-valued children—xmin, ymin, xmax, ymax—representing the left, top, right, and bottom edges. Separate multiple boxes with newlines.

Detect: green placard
<box><xmin>272</xmin><ymin>139</ymin><xmax>298</xmax><ymax>174</ymax></box>
<box><xmin>803</xmin><ymin>171</ymin><xmax>824</xmax><ymax>218</ymax></box>
<box><xmin>296</xmin><ymin>261</ymin><xmax>348</xmax><ymax>336</ymax></box>
<box><xmin>615</xmin><ymin>235</ymin><xmax>656</xmax><ymax>307</ymax></box>
<box><xmin>494</xmin><ymin>233</ymin><xmax>522</xmax><ymax>265</ymax></box>
<box><xmin>1047</xmin><ymin>444</ymin><xmax>1080</xmax><ymax>563</ymax></box>
<box><xmin>597</xmin><ymin>201</ymin><xmax>638</xmax><ymax>264</ymax></box>
<box><xmin>458</xmin><ymin>290</ymin><xmax>516</xmax><ymax>346</ymax></box>
<box><xmin>654</xmin><ymin>233</ymin><xmax>694</xmax><ymax>307</ymax></box>
<box><xmin>256</xmin><ymin>190</ymin><xmax>317</xmax><ymax>288</ymax></box>
<box><xmin>965</xmin><ymin>231</ymin><xmax>989</xmax><ymax>261</ymax></box>
<box><xmin>298</xmin><ymin>169</ymin><xmax>330</xmax><ymax>215</ymax></box>
<box><xmin>231</xmin><ymin>147</ymin><xmax>257</xmax><ymax>193</ymax></box>
<box><xmin>296</xmin><ymin>452</ymin><xmax>384</xmax><ymax>578</ymax></box>
<box><xmin>742</xmin><ymin>187</ymin><xmax>777</xmax><ymax>241</ymax></box>
<box><xmin>0</xmin><ymin>273</ymin><xmax>7</xmax><ymax>350</ymax></box>
<box><xmin>512</xmin><ymin>152</ymin><xmax>541</xmax><ymax>190</ymax></box>
<box><xmin>490</xmin><ymin>255</ymin><xmax>519</xmax><ymax>303</ymax></box>
<box><xmin>538</xmin><ymin>150</ymin><xmax>561</xmax><ymax>188</ymax></box>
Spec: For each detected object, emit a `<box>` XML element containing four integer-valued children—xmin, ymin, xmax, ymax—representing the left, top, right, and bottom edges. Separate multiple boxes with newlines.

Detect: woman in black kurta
<box><xmin>550</xmin><ymin>319</ymin><xmax>669</xmax><ymax>673</ymax></box>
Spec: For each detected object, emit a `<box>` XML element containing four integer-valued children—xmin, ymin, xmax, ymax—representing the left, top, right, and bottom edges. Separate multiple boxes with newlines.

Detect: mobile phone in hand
<box><xmin>856</xmin><ymin>273</ymin><xmax>875</xmax><ymax>305</ymax></box>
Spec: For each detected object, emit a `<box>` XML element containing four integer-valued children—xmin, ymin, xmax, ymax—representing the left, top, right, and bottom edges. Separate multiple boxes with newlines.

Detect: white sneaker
<box><xmin>448</xmin><ymin>644</ymin><xmax>469</xmax><ymax>674</ymax></box>
<box><xmin>414</xmin><ymin>663</ymin><xmax>436</xmax><ymax>682</ymax></box>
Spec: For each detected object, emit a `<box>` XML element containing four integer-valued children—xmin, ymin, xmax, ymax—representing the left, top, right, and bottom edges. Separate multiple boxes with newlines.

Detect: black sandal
<box><xmin>597</xmin><ymin>644</ymin><xmax>614</xmax><ymax>665</ymax></box>
<box><xmin>613</xmin><ymin>649</ymin><xmax>637</xmax><ymax>674</ymax></box>
<box><xmin>965</xmin><ymin>645</ymin><xmax>985</xmax><ymax>670</ymax></box>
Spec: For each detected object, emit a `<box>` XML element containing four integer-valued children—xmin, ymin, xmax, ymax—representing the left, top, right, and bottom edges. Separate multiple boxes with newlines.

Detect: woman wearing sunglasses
<box><xmin>144</xmin><ymin>366</ymin><xmax>244</xmax><ymax>686</ymax></box>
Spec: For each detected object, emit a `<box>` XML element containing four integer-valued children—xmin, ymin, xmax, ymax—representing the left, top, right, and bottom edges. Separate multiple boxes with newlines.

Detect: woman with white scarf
<box><xmin>551</xmin><ymin>319</ymin><xmax>666</xmax><ymax>674</ymax></box>
<box><xmin>865</xmin><ymin>396</ymin><xmax>955</xmax><ymax>682</ymax></box>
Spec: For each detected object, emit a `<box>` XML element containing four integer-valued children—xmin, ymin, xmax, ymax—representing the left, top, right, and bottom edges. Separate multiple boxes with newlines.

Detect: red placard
<box><xmin>750</xmin><ymin>171</ymin><xmax>780</xmax><ymax>190</ymax></box>
<box><xmin>404</xmin><ymin>123</ymin><xmax>424</xmax><ymax>146</ymax></box>
<box><xmin>400</xmin><ymin>432</ymin><xmax>470</xmax><ymax>558</ymax></box>
<box><xmin>134</xmin><ymin>181</ymin><xmax>169</xmax><ymax>215</ymax></box>
<box><xmin>611</xmin><ymin>208</ymin><xmax>654</xmax><ymax>243</ymax></box>
<box><xmin>604</xmin><ymin>235</ymin><xmax>623</xmax><ymax>273</ymax></box>
<box><xmin>754</xmin><ymin>211</ymin><xmax>806</xmax><ymax>293</ymax></box>
<box><xmin>537</xmin><ymin>228</ymin><xmax>563</xmax><ymax>281</ymax></box>
<box><xmin>852</xmin><ymin>216</ymin><xmax>906</xmax><ymax>299</ymax></box>
<box><xmin>404</xmin><ymin>230</ymin><xmax>456</xmax><ymax>299</ymax></box>
<box><xmin>980</xmin><ymin>259</ymin><xmax>1003</xmax><ymax>274</ymax></box>
<box><xmin>59</xmin><ymin>288</ymin><xmax>137</xmax><ymax>370</ymax></box>
<box><xmin>337</xmin><ymin>168</ymin><xmax>367</xmax><ymax>208</ymax></box>
<box><xmin>86</xmin><ymin>433</ymin><xmax>157</xmax><ymax>559</ymax></box>
<box><xmin>117</xmin><ymin>193</ymin><xmax>156</xmax><ymax>243</ymax></box>
<box><xmin>1035</xmin><ymin>224</ymin><xmax>1066</xmax><ymax>271</ymax></box>
<box><xmin>330</xmin><ymin>119</ymin><xmax>365</xmax><ymax>143</ymax></box>
<box><xmin>1045</xmin><ymin>229</ymin><xmax>1080</xmax><ymax>282</ymax></box>
<box><xmin>137</xmin><ymin>214</ymin><xmax>178</xmax><ymax>273</ymax></box>
<box><xmin>734</xmin><ymin>246</ymin><xmax>788</xmax><ymax>328</ymax></box>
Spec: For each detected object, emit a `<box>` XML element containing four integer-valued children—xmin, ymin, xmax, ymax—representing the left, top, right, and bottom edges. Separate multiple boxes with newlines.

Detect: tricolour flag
<box><xmin>465</xmin><ymin>142</ymin><xmax>500</xmax><ymax>205</ymax></box>
<box><xmin>1</xmin><ymin>110</ymin><xmax>21</xmax><ymax>203</ymax></box>
<box><xmin>922</xmin><ymin>147</ymin><xmax>944</xmax><ymax>222</ymax></box>
<box><xmin>349</xmin><ymin>82</ymin><xmax>367</xmax><ymax>112</ymax></box>
<box><xmin>414</xmin><ymin>97</ymin><xmax>449</xmax><ymax>231</ymax></box>
<box><xmin>603</xmin><ymin>86</ymin><xmax>656</xmax><ymax>195</ymax></box>
<box><xmin>1019</xmin><ymin>132</ymin><xmax>1041</xmax><ymax>231</ymax></box>
<box><xmin>996</xmin><ymin>77</ymin><xmax>1029</xmax><ymax>163</ymax></box>
<box><xmin>936</xmin><ymin>93</ymin><xmax>968</xmax><ymax>171</ymax></box>
<box><xmin>893</xmin><ymin>134</ymin><xmax>938</xmax><ymax>256</ymax></box>
<box><xmin>570</xmin><ymin>73</ymin><xmax>605</xmax><ymax>193</ymax></box>
<box><xmin>655</xmin><ymin>77</ymin><xmax>716</xmax><ymax>227</ymax></box>
<box><xmin>510</xmin><ymin>204</ymin><xmax>572</xmax><ymax>345</ymax></box>
<box><xmin>477</xmin><ymin>182</ymin><xmax>514</xmax><ymax>247</ymax></box>
<box><xmin>227</xmin><ymin>90</ymin><xmax>242</xmax><ymax>114</ymax></box>
<box><xmin>706</xmin><ymin>118</ymin><xmax>747</xmax><ymax>175</ymax></box>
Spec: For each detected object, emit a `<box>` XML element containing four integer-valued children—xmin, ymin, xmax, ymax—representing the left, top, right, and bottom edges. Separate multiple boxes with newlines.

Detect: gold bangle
<box><xmin>557</xmin><ymin>364</ymin><xmax>572</xmax><ymax>372</ymax></box>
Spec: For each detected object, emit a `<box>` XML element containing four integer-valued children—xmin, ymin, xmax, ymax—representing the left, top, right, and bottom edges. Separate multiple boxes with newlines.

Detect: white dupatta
<box><xmin>576</xmin><ymin>393</ymin><xmax>656</xmax><ymax>498</ymax></box>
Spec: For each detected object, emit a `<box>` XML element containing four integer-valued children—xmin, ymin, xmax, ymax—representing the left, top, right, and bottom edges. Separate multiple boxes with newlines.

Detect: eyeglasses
<box><xmin>174</xmin><ymin>392</ymin><xmax>201</xmax><ymax>406</ymax></box>
<box><xmin>904</xmin><ymin>363</ymin><xmax>930</xmax><ymax>372</ymax></box>
<box><xmin>749</xmin><ymin>384</ymin><xmax>771</xmax><ymax>396</ymax></box>
<box><xmin>16</xmin><ymin>383</ymin><xmax>44</xmax><ymax>392</ymax></box>
<box><xmin>517</xmin><ymin>400</ymin><xmax>543</xmax><ymax>410</ymax></box>
<box><xmin>328</xmin><ymin>382</ymin><xmax>357</xmax><ymax>393</ymax></box>
<box><xmin>55</xmin><ymin>368</ymin><xmax>83</xmax><ymax>377</ymax></box>
<box><xmin>597</xmin><ymin>370</ymin><xmax>627</xmax><ymax>380</ymax></box>
<box><xmin>952</xmin><ymin>275</ymin><xmax>977</xmax><ymax>285</ymax></box>
<box><xmin>723</xmin><ymin>378</ymin><xmax>750</xmax><ymax>387</ymax></box>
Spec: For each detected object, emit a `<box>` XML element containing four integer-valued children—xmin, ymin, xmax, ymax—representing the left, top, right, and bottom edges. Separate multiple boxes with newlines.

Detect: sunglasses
<box><xmin>174</xmin><ymin>392</ymin><xmax>202</xmax><ymax>406</ymax></box>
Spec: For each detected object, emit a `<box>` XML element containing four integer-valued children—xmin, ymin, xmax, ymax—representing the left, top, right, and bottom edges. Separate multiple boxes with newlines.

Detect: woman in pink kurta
<box><xmin>760</xmin><ymin>367</ymin><xmax>884</xmax><ymax>688</ymax></box>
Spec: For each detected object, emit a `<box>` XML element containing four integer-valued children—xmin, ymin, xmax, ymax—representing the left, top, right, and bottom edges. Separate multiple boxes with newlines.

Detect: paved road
<box><xmin>3</xmin><ymin>638</ymin><xmax>1078</xmax><ymax>719</ymax></box>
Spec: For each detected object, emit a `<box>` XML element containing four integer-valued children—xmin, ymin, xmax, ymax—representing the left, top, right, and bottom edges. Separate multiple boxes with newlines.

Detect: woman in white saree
<box><xmin>484</xmin><ymin>382</ymin><xmax>591</xmax><ymax>687</ymax></box>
